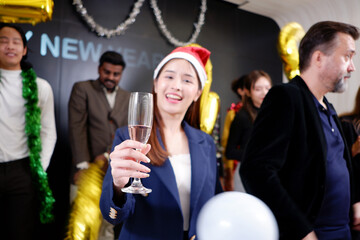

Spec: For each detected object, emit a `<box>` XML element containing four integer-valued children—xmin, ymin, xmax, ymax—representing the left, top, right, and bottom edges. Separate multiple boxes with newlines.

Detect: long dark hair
<box><xmin>242</xmin><ymin>70</ymin><xmax>272</xmax><ymax>122</ymax></box>
<box><xmin>231</xmin><ymin>75</ymin><xmax>246</xmax><ymax>100</ymax></box>
<box><xmin>0</xmin><ymin>23</ymin><xmax>32</xmax><ymax>70</ymax></box>
<box><xmin>147</xmin><ymin>64</ymin><xmax>202</xmax><ymax>166</ymax></box>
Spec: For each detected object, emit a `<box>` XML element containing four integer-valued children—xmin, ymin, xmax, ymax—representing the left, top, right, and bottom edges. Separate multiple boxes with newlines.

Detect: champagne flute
<box><xmin>122</xmin><ymin>92</ymin><xmax>153</xmax><ymax>194</ymax></box>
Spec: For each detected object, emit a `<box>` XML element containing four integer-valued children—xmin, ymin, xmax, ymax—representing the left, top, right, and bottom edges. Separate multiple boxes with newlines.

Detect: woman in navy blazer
<box><xmin>100</xmin><ymin>46</ymin><xmax>222</xmax><ymax>240</ymax></box>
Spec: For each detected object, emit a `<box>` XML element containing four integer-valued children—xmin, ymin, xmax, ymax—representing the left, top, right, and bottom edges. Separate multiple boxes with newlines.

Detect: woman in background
<box><xmin>225</xmin><ymin>70</ymin><xmax>272</xmax><ymax>185</ymax></box>
<box><xmin>221</xmin><ymin>75</ymin><xmax>246</xmax><ymax>191</ymax></box>
<box><xmin>100</xmin><ymin>46</ymin><xmax>222</xmax><ymax>240</ymax></box>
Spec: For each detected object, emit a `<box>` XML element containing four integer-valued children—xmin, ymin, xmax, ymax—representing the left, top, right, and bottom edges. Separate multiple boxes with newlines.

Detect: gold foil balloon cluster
<box><xmin>65</xmin><ymin>161</ymin><xmax>106</xmax><ymax>240</ymax></box>
<box><xmin>277</xmin><ymin>22</ymin><xmax>305</xmax><ymax>80</ymax></box>
<box><xmin>0</xmin><ymin>0</ymin><xmax>54</xmax><ymax>25</ymax></box>
<box><xmin>186</xmin><ymin>43</ymin><xmax>220</xmax><ymax>135</ymax></box>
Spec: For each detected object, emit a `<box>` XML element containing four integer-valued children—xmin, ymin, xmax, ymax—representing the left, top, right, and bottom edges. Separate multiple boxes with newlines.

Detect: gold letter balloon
<box><xmin>0</xmin><ymin>0</ymin><xmax>54</xmax><ymax>25</ymax></box>
<box><xmin>186</xmin><ymin>43</ymin><xmax>220</xmax><ymax>135</ymax></box>
<box><xmin>277</xmin><ymin>22</ymin><xmax>305</xmax><ymax>80</ymax></box>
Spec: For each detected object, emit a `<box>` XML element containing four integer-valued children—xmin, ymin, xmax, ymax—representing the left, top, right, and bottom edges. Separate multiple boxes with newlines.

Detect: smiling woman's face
<box><xmin>154</xmin><ymin>58</ymin><xmax>202</xmax><ymax>119</ymax></box>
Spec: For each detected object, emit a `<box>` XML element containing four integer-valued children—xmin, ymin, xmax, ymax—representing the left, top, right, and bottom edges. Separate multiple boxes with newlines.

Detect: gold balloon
<box><xmin>201</xmin><ymin>91</ymin><xmax>220</xmax><ymax>134</ymax></box>
<box><xmin>65</xmin><ymin>161</ymin><xmax>105</xmax><ymax>240</ymax></box>
<box><xmin>0</xmin><ymin>0</ymin><xmax>54</xmax><ymax>25</ymax></box>
<box><xmin>186</xmin><ymin>43</ymin><xmax>220</xmax><ymax>134</ymax></box>
<box><xmin>277</xmin><ymin>22</ymin><xmax>305</xmax><ymax>80</ymax></box>
<box><xmin>221</xmin><ymin>108</ymin><xmax>237</xmax><ymax>169</ymax></box>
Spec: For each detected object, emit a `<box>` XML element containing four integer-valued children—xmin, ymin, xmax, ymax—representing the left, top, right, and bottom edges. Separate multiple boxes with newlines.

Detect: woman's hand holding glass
<box><xmin>110</xmin><ymin>140</ymin><xmax>151</xmax><ymax>190</ymax></box>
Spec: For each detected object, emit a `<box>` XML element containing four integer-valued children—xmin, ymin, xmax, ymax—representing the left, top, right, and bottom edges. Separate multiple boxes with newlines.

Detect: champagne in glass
<box><xmin>122</xmin><ymin>92</ymin><xmax>153</xmax><ymax>194</ymax></box>
<box><xmin>128</xmin><ymin>125</ymin><xmax>152</xmax><ymax>144</ymax></box>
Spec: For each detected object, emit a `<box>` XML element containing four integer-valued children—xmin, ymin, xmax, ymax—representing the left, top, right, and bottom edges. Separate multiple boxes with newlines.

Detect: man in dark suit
<box><xmin>240</xmin><ymin>21</ymin><xmax>360</xmax><ymax>240</ymax></box>
<box><xmin>68</xmin><ymin>51</ymin><xmax>130</xmax><ymax>239</ymax></box>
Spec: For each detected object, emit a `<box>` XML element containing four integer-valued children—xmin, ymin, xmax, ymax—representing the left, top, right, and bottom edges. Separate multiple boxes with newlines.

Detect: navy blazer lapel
<box><xmin>150</xmin><ymin>130</ymin><xmax>181</xmax><ymax>208</ymax></box>
<box><xmin>150</xmin><ymin>123</ymin><xmax>209</xmax><ymax>213</ymax></box>
<box><xmin>183</xmin><ymin>123</ymin><xmax>208</xmax><ymax>216</ymax></box>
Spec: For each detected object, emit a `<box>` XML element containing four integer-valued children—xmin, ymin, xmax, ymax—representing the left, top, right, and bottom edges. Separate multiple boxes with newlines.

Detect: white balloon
<box><xmin>197</xmin><ymin>191</ymin><xmax>279</xmax><ymax>240</ymax></box>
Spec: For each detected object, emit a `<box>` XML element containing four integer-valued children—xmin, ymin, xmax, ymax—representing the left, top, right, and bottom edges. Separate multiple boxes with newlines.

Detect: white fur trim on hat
<box><xmin>153</xmin><ymin>52</ymin><xmax>207</xmax><ymax>89</ymax></box>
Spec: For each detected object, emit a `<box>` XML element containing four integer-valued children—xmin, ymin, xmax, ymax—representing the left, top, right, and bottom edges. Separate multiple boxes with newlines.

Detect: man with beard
<box><xmin>240</xmin><ymin>21</ymin><xmax>360</xmax><ymax>240</ymax></box>
<box><xmin>68</xmin><ymin>51</ymin><xmax>130</xmax><ymax>239</ymax></box>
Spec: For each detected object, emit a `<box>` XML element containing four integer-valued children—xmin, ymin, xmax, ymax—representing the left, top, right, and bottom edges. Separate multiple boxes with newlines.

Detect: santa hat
<box><xmin>153</xmin><ymin>46</ymin><xmax>211</xmax><ymax>89</ymax></box>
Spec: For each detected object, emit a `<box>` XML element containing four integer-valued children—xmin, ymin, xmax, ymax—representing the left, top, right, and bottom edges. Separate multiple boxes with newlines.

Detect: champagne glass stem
<box><xmin>131</xmin><ymin>156</ymin><xmax>142</xmax><ymax>187</ymax></box>
<box><xmin>132</xmin><ymin>177</ymin><xmax>142</xmax><ymax>187</ymax></box>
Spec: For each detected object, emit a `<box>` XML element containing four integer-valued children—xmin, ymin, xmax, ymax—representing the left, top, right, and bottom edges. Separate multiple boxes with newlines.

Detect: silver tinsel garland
<box><xmin>72</xmin><ymin>0</ymin><xmax>145</xmax><ymax>38</ymax></box>
<box><xmin>150</xmin><ymin>0</ymin><xmax>207</xmax><ymax>46</ymax></box>
<box><xmin>72</xmin><ymin>0</ymin><xmax>207</xmax><ymax>46</ymax></box>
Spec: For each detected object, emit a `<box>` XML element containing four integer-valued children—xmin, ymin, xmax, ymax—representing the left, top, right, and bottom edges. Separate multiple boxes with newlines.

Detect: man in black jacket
<box><xmin>241</xmin><ymin>21</ymin><xmax>360</xmax><ymax>240</ymax></box>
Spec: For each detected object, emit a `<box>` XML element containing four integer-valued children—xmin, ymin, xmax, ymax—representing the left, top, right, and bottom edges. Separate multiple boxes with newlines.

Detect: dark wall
<box><xmin>21</xmin><ymin>0</ymin><xmax>282</xmax><ymax>238</ymax></box>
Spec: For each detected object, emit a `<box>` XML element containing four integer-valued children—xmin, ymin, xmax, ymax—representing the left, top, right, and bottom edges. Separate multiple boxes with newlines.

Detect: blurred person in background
<box><xmin>225</xmin><ymin>70</ymin><xmax>272</xmax><ymax>191</ymax></box>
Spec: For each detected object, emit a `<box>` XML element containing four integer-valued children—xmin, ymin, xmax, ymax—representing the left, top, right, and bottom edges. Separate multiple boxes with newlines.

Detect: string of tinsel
<box><xmin>72</xmin><ymin>0</ymin><xmax>145</xmax><ymax>38</ymax></box>
<box><xmin>150</xmin><ymin>0</ymin><xmax>207</xmax><ymax>46</ymax></box>
<box><xmin>21</xmin><ymin>68</ymin><xmax>55</xmax><ymax>224</ymax></box>
<box><xmin>73</xmin><ymin>0</ymin><xmax>207</xmax><ymax>46</ymax></box>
